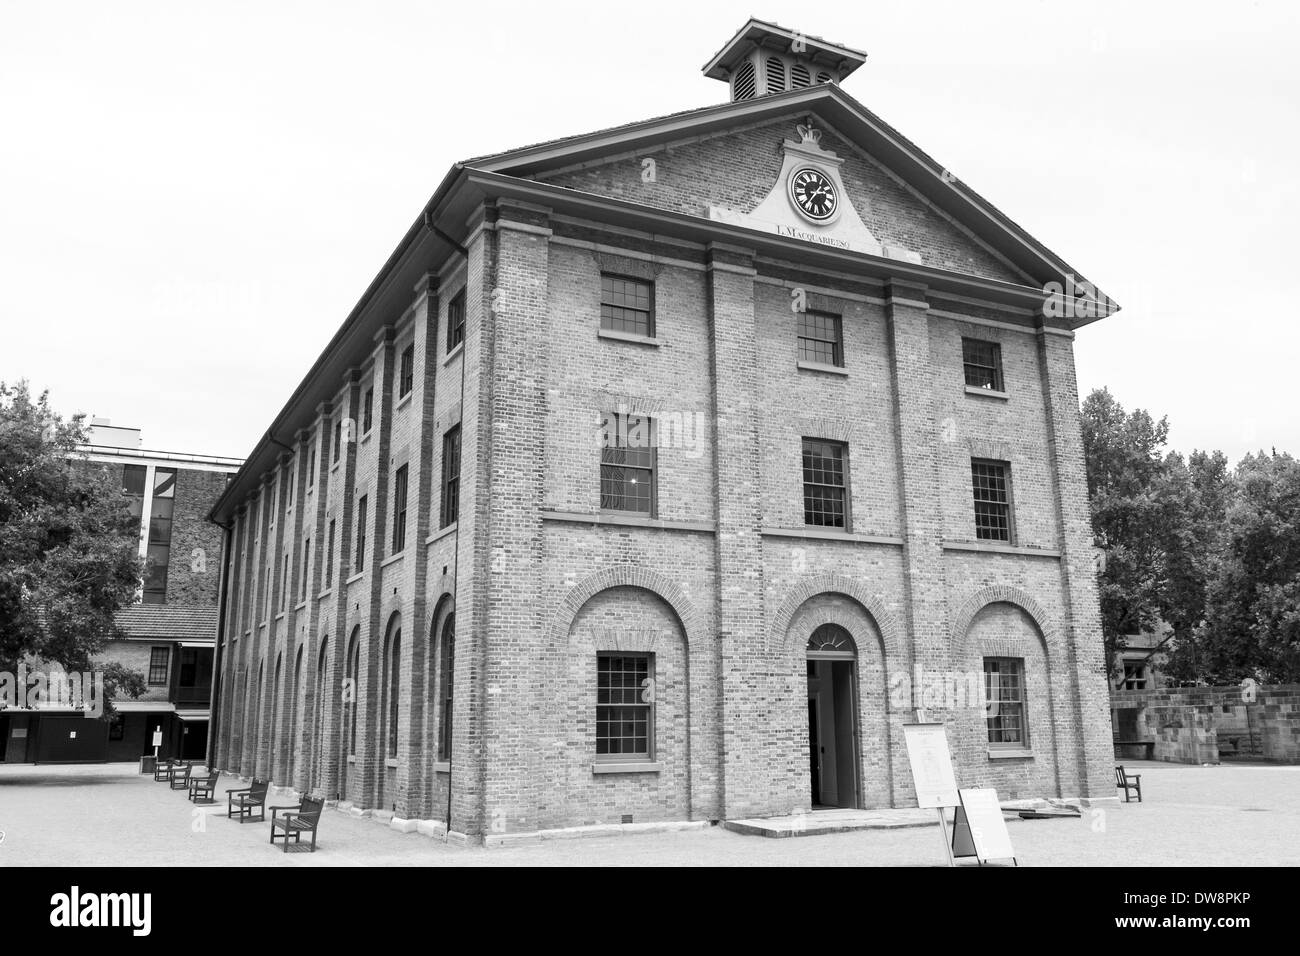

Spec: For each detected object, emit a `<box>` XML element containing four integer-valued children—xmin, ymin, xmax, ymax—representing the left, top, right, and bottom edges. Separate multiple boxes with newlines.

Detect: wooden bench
<box><xmin>227</xmin><ymin>778</ymin><xmax>269</xmax><ymax>823</ymax></box>
<box><xmin>168</xmin><ymin>761</ymin><xmax>195</xmax><ymax>791</ymax></box>
<box><xmin>153</xmin><ymin>758</ymin><xmax>177</xmax><ymax>782</ymax></box>
<box><xmin>1115</xmin><ymin>765</ymin><xmax>1142</xmax><ymax>803</ymax></box>
<box><xmin>188</xmin><ymin>769</ymin><xmax>220</xmax><ymax>803</ymax></box>
<box><xmin>269</xmin><ymin>796</ymin><xmax>324</xmax><ymax>853</ymax></box>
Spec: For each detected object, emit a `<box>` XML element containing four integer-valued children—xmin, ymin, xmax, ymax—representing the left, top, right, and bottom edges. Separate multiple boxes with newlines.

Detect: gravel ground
<box><xmin>2</xmin><ymin>760</ymin><xmax>1296</xmax><ymax>866</ymax></box>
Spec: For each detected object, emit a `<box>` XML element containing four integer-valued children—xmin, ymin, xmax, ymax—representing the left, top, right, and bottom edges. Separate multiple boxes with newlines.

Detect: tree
<box><xmin>1166</xmin><ymin>452</ymin><xmax>1300</xmax><ymax>683</ymax></box>
<box><xmin>1081</xmin><ymin>388</ymin><xmax>1178</xmax><ymax>673</ymax></box>
<box><xmin>0</xmin><ymin>381</ymin><xmax>144</xmax><ymax>691</ymax></box>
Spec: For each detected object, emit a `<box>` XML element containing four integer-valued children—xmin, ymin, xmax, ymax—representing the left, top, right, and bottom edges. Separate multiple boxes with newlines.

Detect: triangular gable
<box><xmin>469</xmin><ymin>84</ymin><xmax>1117</xmax><ymax>312</ymax></box>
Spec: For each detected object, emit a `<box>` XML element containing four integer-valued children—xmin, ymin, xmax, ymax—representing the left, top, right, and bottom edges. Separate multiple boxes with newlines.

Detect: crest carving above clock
<box><xmin>707</xmin><ymin>118</ymin><xmax>920</xmax><ymax>264</ymax></box>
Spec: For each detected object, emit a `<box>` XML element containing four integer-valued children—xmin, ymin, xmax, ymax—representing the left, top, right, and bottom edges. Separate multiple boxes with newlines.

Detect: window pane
<box><xmin>600</xmin><ymin>275</ymin><xmax>653</xmax><ymax>336</ymax></box>
<box><xmin>802</xmin><ymin>439</ymin><xmax>847</xmax><ymax>528</ymax></box>
<box><xmin>963</xmin><ymin>338</ymin><xmax>1004</xmax><ymax>391</ymax></box>
<box><xmin>596</xmin><ymin>654</ymin><xmax>651</xmax><ymax>757</ymax></box>
<box><xmin>971</xmin><ymin>460</ymin><xmax>1011</xmax><ymax>541</ymax></box>
<box><xmin>797</xmin><ymin>311</ymin><xmax>842</xmax><ymax>366</ymax></box>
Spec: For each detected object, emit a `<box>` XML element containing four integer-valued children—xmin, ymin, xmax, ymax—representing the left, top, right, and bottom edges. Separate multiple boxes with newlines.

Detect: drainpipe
<box><xmin>207</xmin><ymin>518</ymin><xmax>234</xmax><ymax>770</ymax></box>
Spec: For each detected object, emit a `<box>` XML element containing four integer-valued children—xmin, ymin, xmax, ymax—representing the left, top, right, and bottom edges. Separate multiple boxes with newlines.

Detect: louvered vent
<box><xmin>815</xmin><ymin>71</ymin><xmax>833</xmax><ymax>84</ymax></box>
<box><xmin>790</xmin><ymin>63</ymin><xmax>811</xmax><ymax>88</ymax></box>
<box><xmin>733</xmin><ymin>59</ymin><xmax>757</xmax><ymax>100</ymax></box>
<box><xmin>766</xmin><ymin>57</ymin><xmax>786</xmax><ymax>94</ymax></box>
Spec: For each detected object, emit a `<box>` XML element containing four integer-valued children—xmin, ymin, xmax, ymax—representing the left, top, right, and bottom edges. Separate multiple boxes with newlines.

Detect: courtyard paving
<box><xmin>1</xmin><ymin>760</ymin><xmax>1296</xmax><ymax>866</ymax></box>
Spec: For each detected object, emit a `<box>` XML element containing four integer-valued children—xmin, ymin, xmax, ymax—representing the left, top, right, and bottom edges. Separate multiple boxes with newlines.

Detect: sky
<box><xmin>2</xmin><ymin>0</ymin><xmax>1297</xmax><ymax>463</ymax></box>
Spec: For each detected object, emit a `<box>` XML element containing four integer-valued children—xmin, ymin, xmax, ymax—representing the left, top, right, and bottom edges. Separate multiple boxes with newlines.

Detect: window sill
<box><xmin>942</xmin><ymin>540</ymin><xmax>1060</xmax><ymax>559</ymax></box>
<box><xmin>345</xmin><ymin>571</ymin><xmax>366</xmax><ymax>585</ymax></box>
<box><xmin>540</xmin><ymin>510</ymin><xmax>715</xmax><ymax>533</ymax></box>
<box><xmin>385</xmin><ymin>758</ymin><xmax>398</xmax><ymax>768</ymax></box>
<box><xmin>347</xmin><ymin>755</ymin><xmax>356</xmax><ymax>765</ymax></box>
<box><xmin>432</xmin><ymin>761</ymin><xmax>450</xmax><ymax>774</ymax></box>
<box><xmin>426</xmin><ymin>522</ymin><xmax>457</xmax><ymax>545</ymax></box>
<box><xmin>395</xmin><ymin>392</ymin><xmax>413</xmax><ymax>412</ymax></box>
<box><xmin>317</xmin><ymin>588</ymin><xmax>333</xmax><ymax>600</ymax></box>
<box><xmin>987</xmin><ymin>749</ymin><xmax>1034</xmax><ymax>760</ymax></box>
<box><xmin>965</xmin><ymin>385</ymin><xmax>1009</xmax><ymax>401</ymax></box>
<box><xmin>330</xmin><ymin>459</ymin><xmax>341</xmax><ymax>473</ymax></box>
<box><xmin>443</xmin><ymin>342</ymin><xmax>464</xmax><ymax>366</ymax></box>
<box><xmin>762</xmin><ymin>526</ymin><xmax>904</xmax><ymax>546</ymax></box>
<box><xmin>597</xmin><ymin>328</ymin><xmax>659</xmax><ymax>347</ymax></box>
<box><xmin>591</xmin><ymin>761</ymin><xmax>661</xmax><ymax>775</ymax></box>
<box><xmin>294</xmin><ymin>601</ymin><xmax>308</xmax><ymax>612</ymax></box>
<box><xmin>274</xmin><ymin>612</ymin><xmax>286</xmax><ymax>622</ymax></box>
<box><xmin>797</xmin><ymin>360</ymin><xmax>848</xmax><ymax>377</ymax></box>
<box><xmin>380</xmin><ymin>551</ymin><xmax>405</xmax><ymax>569</ymax></box>
<box><xmin>360</xmin><ymin>430</ymin><xmax>373</xmax><ymax>445</ymax></box>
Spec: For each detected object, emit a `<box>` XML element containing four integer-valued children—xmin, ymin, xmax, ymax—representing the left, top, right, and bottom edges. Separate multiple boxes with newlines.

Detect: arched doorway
<box><xmin>806</xmin><ymin>624</ymin><xmax>860</xmax><ymax>809</ymax></box>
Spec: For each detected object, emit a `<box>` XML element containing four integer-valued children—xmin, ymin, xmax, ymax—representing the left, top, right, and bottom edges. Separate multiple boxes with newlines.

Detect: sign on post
<box><xmin>951</xmin><ymin>787</ymin><xmax>1017</xmax><ymax>866</ymax></box>
<box><xmin>902</xmin><ymin>722</ymin><xmax>961</xmax><ymax>866</ymax></box>
<box><xmin>901</xmin><ymin>723</ymin><xmax>959</xmax><ymax>808</ymax></box>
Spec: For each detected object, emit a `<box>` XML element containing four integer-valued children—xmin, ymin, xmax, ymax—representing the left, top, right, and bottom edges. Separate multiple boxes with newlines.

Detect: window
<box><xmin>355</xmin><ymin>496</ymin><xmax>368</xmax><ymax>572</ymax></box>
<box><xmin>797</xmin><ymin>310</ymin><xmax>843</xmax><ymax>367</ymax></box>
<box><xmin>802</xmin><ymin>439</ymin><xmax>848</xmax><ymax>528</ymax></box>
<box><xmin>325</xmin><ymin>519</ymin><xmax>335</xmax><ymax>590</ymax></box>
<box><xmin>387</xmin><ymin>630</ymin><xmax>401</xmax><ymax>758</ymax></box>
<box><xmin>332</xmin><ymin>418</ymin><xmax>341</xmax><ymax>463</ymax></box>
<box><xmin>596</xmin><ymin>653</ymin><xmax>653</xmax><ymax>758</ymax></box>
<box><xmin>280</xmin><ymin>550</ymin><xmax>289</xmax><ymax>611</ymax></box>
<box><xmin>1122</xmin><ymin>663</ymin><xmax>1148</xmax><ymax>690</ymax></box>
<box><xmin>148</xmin><ymin>646</ymin><xmax>170</xmax><ymax>685</ymax></box>
<box><xmin>143</xmin><ymin>468</ymin><xmax>176</xmax><ymax>604</ymax></box>
<box><xmin>300</xmin><ymin>538</ymin><xmax>310</xmax><ymax>603</ymax></box>
<box><xmin>984</xmin><ymin>658</ymin><xmax>1027</xmax><ymax>748</ymax></box>
<box><xmin>962</xmin><ymin>338</ymin><xmax>1004</xmax><ymax>392</ymax></box>
<box><xmin>440</xmin><ymin>427</ymin><xmax>461</xmax><ymax>528</ymax></box>
<box><xmin>392</xmin><ymin>465</ymin><xmax>408</xmax><ymax>553</ymax></box>
<box><xmin>346</xmin><ymin>631</ymin><xmax>360</xmax><ymax>757</ymax></box>
<box><xmin>362</xmin><ymin>387</ymin><xmax>374</xmax><ymax>434</ymax></box>
<box><xmin>307</xmin><ymin>440</ymin><xmax>316</xmax><ymax>487</ymax></box>
<box><xmin>599</xmin><ymin>412</ymin><xmax>655</xmax><ymax>514</ymax></box>
<box><xmin>600</xmin><ymin>275</ymin><xmax>654</xmax><ymax>337</ymax></box>
<box><xmin>447</xmin><ymin>290</ymin><xmax>465</xmax><ymax>352</ymax></box>
<box><xmin>108</xmin><ymin>713</ymin><xmax>125</xmax><ymax>741</ymax></box>
<box><xmin>971</xmin><ymin>459</ymin><xmax>1012</xmax><ymax>542</ymax></box>
<box><xmin>437</xmin><ymin>613</ymin><xmax>455</xmax><ymax>761</ymax></box>
<box><xmin>399</xmin><ymin>344</ymin><xmax>414</xmax><ymax>398</ymax></box>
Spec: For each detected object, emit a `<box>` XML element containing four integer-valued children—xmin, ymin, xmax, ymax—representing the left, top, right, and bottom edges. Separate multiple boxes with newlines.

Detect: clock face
<box><xmin>788</xmin><ymin>167</ymin><xmax>838</xmax><ymax>222</ymax></box>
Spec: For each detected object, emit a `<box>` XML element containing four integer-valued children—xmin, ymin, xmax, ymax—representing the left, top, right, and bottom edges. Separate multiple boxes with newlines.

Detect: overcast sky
<box><xmin>2</xmin><ymin>1</ymin><xmax>1296</xmax><ymax>464</ymax></box>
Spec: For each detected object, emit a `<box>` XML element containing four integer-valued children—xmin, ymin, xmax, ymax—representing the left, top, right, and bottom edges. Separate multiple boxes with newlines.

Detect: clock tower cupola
<box><xmin>703</xmin><ymin>18</ymin><xmax>867</xmax><ymax>102</ymax></box>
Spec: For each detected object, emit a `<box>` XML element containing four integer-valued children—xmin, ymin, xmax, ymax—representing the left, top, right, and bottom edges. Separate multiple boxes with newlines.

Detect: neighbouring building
<box><xmin>208</xmin><ymin>19</ymin><xmax>1121</xmax><ymax>842</ymax></box>
<box><xmin>0</xmin><ymin>420</ymin><xmax>241</xmax><ymax>764</ymax></box>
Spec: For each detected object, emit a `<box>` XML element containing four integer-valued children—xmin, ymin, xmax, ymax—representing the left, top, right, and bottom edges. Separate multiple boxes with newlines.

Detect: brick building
<box><xmin>0</xmin><ymin>421</ymin><xmax>240</xmax><ymax>763</ymax></box>
<box><xmin>208</xmin><ymin>19</ymin><xmax>1120</xmax><ymax>841</ymax></box>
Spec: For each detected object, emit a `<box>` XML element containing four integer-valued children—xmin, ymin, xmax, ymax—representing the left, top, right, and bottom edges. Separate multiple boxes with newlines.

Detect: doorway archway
<box><xmin>806</xmin><ymin>624</ymin><xmax>860</xmax><ymax>809</ymax></box>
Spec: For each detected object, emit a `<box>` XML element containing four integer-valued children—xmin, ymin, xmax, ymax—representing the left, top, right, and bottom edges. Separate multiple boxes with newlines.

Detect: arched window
<box><xmin>791</xmin><ymin>63</ymin><xmax>811</xmax><ymax>88</ymax></box>
<box><xmin>270</xmin><ymin>653</ymin><xmax>282</xmax><ymax>768</ymax></box>
<box><xmin>766</xmin><ymin>56</ymin><xmax>786</xmax><ymax>94</ymax></box>
<box><xmin>733</xmin><ymin>60</ymin><xmax>757</xmax><ymax>100</ymax></box>
<box><xmin>437</xmin><ymin>613</ymin><xmax>455</xmax><ymax>761</ymax></box>
<box><xmin>386</xmin><ymin>624</ymin><xmax>401</xmax><ymax>759</ymax></box>
<box><xmin>807</xmin><ymin>623</ymin><xmax>856</xmax><ymax>658</ymax></box>
<box><xmin>288</xmin><ymin>643</ymin><xmax>303</xmax><ymax>777</ymax></box>
<box><xmin>346</xmin><ymin>627</ymin><xmax>360</xmax><ymax>757</ymax></box>
<box><xmin>312</xmin><ymin>637</ymin><xmax>329</xmax><ymax>787</ymax></box>
<box><xmin>815</xmin><ymin>71</ymin><xmax>833</xmax><ymax>85</ymax></box>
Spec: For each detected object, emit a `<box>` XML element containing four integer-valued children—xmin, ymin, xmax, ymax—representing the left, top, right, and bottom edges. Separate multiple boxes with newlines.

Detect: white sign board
<box><xmin>954</xmin><ymin>787</ymin><xmax>1016</xmax><ymax>863</ymax></box>
<box><xmin>152</xmin><ymin>726</ymin><xmax>163</xmax><ymax>747</ymax></box>
<box><xmin>902</xmin><ymin>723</ymin><xmax>959</xmax><ymax>809</ymax></box>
